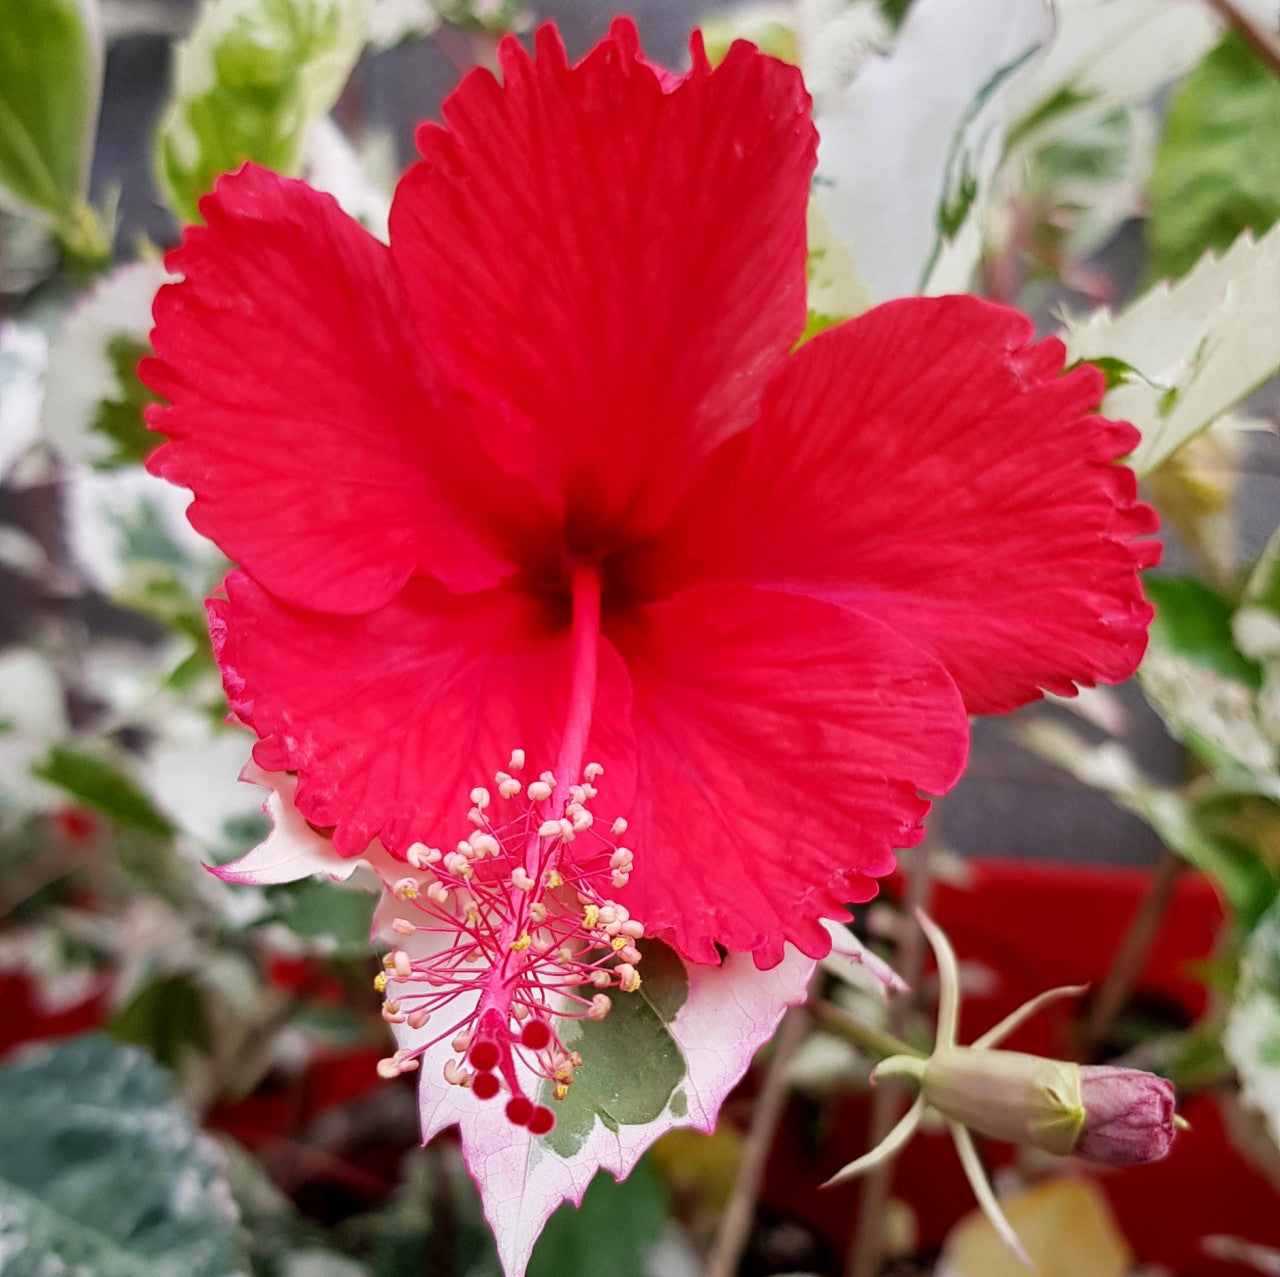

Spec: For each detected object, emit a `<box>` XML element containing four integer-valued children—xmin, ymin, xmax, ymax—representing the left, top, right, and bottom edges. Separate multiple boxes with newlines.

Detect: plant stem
<box><xmin>1082</xmin><ymin>846</ymin><xmax>1182</xmax><ymax>1059</ymax></box>
<box><xmin>809</xmin><ymin>999</ymin><xmax>924</xmax><ymax>1062</ymax></box>
<box><xmin>705</xmin><ymin>1001</ymin><xmax>811</xmax><ymax>1277</ymax></box>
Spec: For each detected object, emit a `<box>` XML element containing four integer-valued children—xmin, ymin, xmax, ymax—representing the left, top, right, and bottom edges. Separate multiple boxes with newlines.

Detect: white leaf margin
<box><xmin>42</xmin><ymin>258</ymin><xmax>169</xmax><ymax>467</ymax></box>
<box><xmin>211</xmin><ymin>762</ymin><xmax>400</xmax><ymax>884</ymax></box>
<box><xmin>384</xmin><ymin>897</ymin><xmax>814</xmax><ymax>1277</ymax></box>
<box><xmin>813</xmin><ymin>0</ymin><xmax>1049</xmax><ymax>303</ymax></box>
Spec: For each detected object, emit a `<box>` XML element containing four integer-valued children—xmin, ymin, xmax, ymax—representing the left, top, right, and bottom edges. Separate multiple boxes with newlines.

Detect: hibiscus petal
<box><xmin>630</xmin><ymin>295</ymin><xmax>1158</xmax><ymax>714</ymax></box>
<box><xmin>389</xmin><ymin>19</ymin><xmax>815</xmax><ymax>547</ymax></box>
<box><xmin>144</xmin><ymin>164</ymin><xmax>515</xmax><ymax>614</ymax></box>
<box><xmin>606</xmin><ymin>584</ymin><xmax>969</xmax><ymax>968</ymax></box>
<box><xmin>209</xmin><ymin>573</ymin><xmax>636</xmax><ymax>859</ymax></box>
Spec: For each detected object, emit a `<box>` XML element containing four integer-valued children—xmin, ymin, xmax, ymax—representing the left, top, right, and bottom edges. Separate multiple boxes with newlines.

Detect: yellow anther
<box><xmin>554</xmin><ymin>1082</ymin><xmax>570</xmax><ymax>1101</ymax></box>
<box><xmin>583</xmin><ymin>903</ymin><xmax>600</xmax><ymax>928</ymax></box>
<box><xmin>510</xmin><ymin>931</ymin><xmax>533</xmax><ymax>952</ymax></box>
<box><xmin>466</xmin><ymin>906</ymin><xmax>480</xmax><ymax>924</ymax></box>
<box><xmin>373</xmin><ymin>971</ymin><xmax>388</xmax><ymax>993</ymax></box>
<box><xmin>617</xmin><ymin>963</ymin><xmax>642</xmax><ymax>993</ymax></box>
<box><xmin>548</xmin><ymin>869</ymin><xmax>563</xmax><ymax>889</ymax></box>
<box><xmin>612</xmin><ymin>936</ymin><xmax>627</xmax><ymax>951</ymax></box>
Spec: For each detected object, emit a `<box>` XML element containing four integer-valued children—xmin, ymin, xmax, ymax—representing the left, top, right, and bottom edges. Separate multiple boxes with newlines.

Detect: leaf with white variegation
<box><xmin>44</xmin><ymin>260</ymin><xmax>170</xmax><ymax>470</ymax></box>
<box><xmin>1063</xmin><ymin>221</ymin><xmax>1280</xmax><ymax>477</ymax></box>
<box><xmin>814</xmin><ymin>0</ymin><xmax>1048</xmax><ymax>302</ymax></box>
<box><xmin>1020</xmin><ymin>718</ymin><xmax>1278</xmax><ymax>926</ymax></box>
<box><xmin>1139</xmin><ymin>576</ymin><xmax>1274</xmax><ymax>774</ymax></box>
<box><xmin>1225</xmin><ymin>893</ymin><xmax>1280</xmax><ymax>1151</ymax></box>
<box><xmin>803</xmin><ymin>199</ymin><xmax>872</xmax><ymax>338</ymax></box>
<box><xmin>212</xmin><ymin>762</ymin><xmax>399</xmax><ymax>884</ymax></box>
<box><xmin>156</xmin><ymin>0</ymin><xmax>366</xmax><ymax>224</ymax></box>
<box><xmin>385</xmin><ymin>911</ymin><xmax>813</xmax><ymax>1277</ymax></box>
<box><xmin>1000</xmin><ymin>0</ymin><xmax>1216</xmax><ymax>145</ymax></box>
<box><xmin>0</xmin><ymin>1036</ymin><xmax>245</xmax><ymax>1275</ymax></box>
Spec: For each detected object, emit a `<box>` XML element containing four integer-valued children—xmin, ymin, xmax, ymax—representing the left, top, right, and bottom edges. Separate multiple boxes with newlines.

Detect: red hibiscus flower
<box><xmin>143</xmin><ymin>19</ymin><xmax>1157</xmax><ymax>970</ymax></box>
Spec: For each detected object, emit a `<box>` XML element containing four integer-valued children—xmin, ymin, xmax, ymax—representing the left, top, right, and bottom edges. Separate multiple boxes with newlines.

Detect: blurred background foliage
<box><xmin>0</xmin><ymin>0</ymin><xmax>1279</xmax><ymax>1273</ymax></box>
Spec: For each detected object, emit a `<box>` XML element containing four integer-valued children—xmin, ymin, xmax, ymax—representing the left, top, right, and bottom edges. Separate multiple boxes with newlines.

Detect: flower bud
<box><xmin>880</xmin><ymin>1049</ymin><xmax>1085</xmax><ymax>1156</ymax></box>
<box><xmin>1073</xmin><ymin>1065</ymin><xmax>1177</xmax><ymax>1165</ymax></box>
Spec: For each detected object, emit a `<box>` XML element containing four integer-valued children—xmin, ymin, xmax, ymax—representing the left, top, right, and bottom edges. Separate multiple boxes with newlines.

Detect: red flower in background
<box><xmin>143</xmin><ymin>19</ymin><xmax>1157</xmax><ymax>969</ymax></box>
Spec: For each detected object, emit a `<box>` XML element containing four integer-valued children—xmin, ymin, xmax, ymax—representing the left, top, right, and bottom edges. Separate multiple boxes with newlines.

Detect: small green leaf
<box><xmin>1078</xmin><ymin>355</ymin><xmax>1138</xmax><ymax>392</ymax></box>
<box><xmin>0</xmin><ymin>0</ymin><xmax>101</xmax><ymax>219</ymax></box>
<box><xmin>108</xmin><ymin>973</ymin><xmax>213</xmax><ymax>1070</ymax></box>
<box><xmin>156</xmin><ymin>0</ymin><xmax>366</xmax><ymax>224</ymax></box>
<box><xmin>527</xmin><ymin>1156</ymin><xmax>667</xmax><ymax>1277</ymax></box>
<box><xmin>0</xmin><ymin>1035</ymin><xmax>245</xmax><ymax>1276</ymax></box>
<box><xmin>33</xmin><ymin>745</ymin><xmax>177</xmax><ymax>837</ymax></box>
<box><xmin>91</xmin><ymin>335</ymin><xmax>162</xmax><ymax>466</ymax></box>
<box><xmin>266</xmin><ymin>875</ymin><xmax>376</xmax><ymax>955</ymax></box>
<box><xmin>1148</xmin><ymin>32</ymin><xmax>1280</xmax><ymax>283</ymax></box>
<box><xmin>541</xmin><ymin>941</ymin><xmax>689</xmax><ymax>1157</ymax></box>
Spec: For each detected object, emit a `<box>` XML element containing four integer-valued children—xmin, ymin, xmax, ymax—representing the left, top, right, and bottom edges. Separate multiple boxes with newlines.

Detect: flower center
<box><xmin>374</xmin><ymin>566</ymin><xmax>644</xmax><ymax>1133</ymax></box>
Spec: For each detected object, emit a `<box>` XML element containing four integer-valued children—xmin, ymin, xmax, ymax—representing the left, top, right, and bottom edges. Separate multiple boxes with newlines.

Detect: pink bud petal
<box><xmin>1075</xmin><ymin>1065</ymin><xmax>1178</xmax><ymax>1165</ymax></box>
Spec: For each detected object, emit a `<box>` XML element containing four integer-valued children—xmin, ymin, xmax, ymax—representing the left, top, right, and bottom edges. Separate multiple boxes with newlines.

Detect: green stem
<box><xmin>809</xmin><ymin>999</ymin><xmax>927</xmax><ymax>1062</ymax></box>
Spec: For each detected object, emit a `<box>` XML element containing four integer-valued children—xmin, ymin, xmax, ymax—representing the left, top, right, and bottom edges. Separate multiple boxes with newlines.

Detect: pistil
<box><xmin>374</xmin><ymin>564</ymin><xmax>644</xmax><ymax>1133</ymax></box>
<box><xmin>553</xmin><ymin>562</ymin><xmax>603</xmax><ymax>804</ymax></box>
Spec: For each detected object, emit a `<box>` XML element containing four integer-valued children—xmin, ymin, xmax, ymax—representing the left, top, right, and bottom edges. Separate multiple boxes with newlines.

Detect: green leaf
<box><xmin>541</xmin><ymin>941</ymin><xmax>689</xmax><ymax>1158</ymax></box>
<box><xmin>91</xmin><ymin>335</ymin><xmax>162</xmax><ymax>465</ymax></box>
<box><xmin>527</xmin><ymin>1156</ymin><xmax>667</xmax><ymax>1277</ymax></box>
<box><xmin>1148</xmin><ymin>31</ymin><xmax>1280</xmax><ymax>283</ymax></box>
<box><xmin>108</xmin><ymin>973</ymin><xmax>213</xmax><ymax>1070</ymax></box>
<box><xmin>1225</xmin><ymin>893</ymin><xmax>1280</xmax><ymax>1151</ymax></box>
<box><xmin>0</xmin><ymin>0</ymin><xmax>101</xmax><ymax>218</ymax></box>
<box><xmin>156</xmin><ymin>0</ymin><xmax>366</xmax><ymax>225</ymax></box>
<box><xmin>266</xmin><ymin>875</ymin><xmax>376</xmax><ymax>955</ymax></box>
<box><xmin>0</xmin><ymin>1035</ymin><xmax>245</xmax><ymax>1276</ymax></box>
<box><xmin>33</xmin><ymin>745</ymin><xmax>177</xmax><ymax>837</ymax></box>
<box><xmin>1063</xmin><ymin>220</ymin><xmax>1280</xmax><ymax>476</ymax></box>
